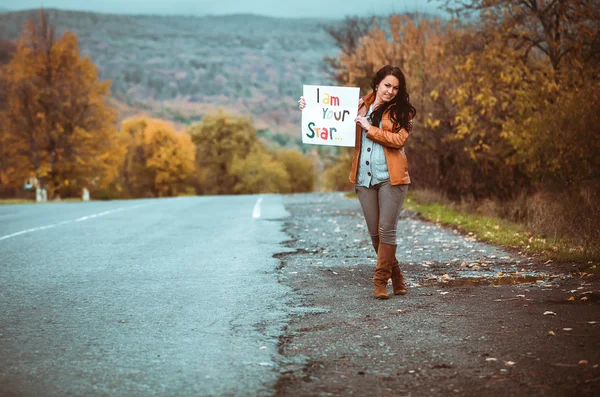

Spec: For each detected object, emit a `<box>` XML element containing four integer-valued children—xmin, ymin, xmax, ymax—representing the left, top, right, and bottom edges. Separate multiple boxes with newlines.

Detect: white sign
<box><xmin>302</xmin><ymin>85</ymin><xmax>360</xmax><ymax>147</ymax></box>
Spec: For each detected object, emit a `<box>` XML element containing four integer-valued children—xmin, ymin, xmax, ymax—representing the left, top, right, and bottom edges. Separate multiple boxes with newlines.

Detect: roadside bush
<box><xmin>275</xmin><ymin>149</ymin><xmax>315</xmax><ymax>193</ymax></box>
<box><xmin>230</xmin><ymin>144</ymin><xmax>290</xmax><ymax>194</ymax></box>
<box><xmin>322</xmin><ymin>149</ymin><xmax>353</xmax><ymax>192</ymax></box>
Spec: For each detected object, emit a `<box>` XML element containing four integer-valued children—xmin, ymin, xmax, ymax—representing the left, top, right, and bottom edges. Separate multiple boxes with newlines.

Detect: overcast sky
<box><xmin>0</xmin><ymin>0</ymin><xmax>446</xmax><ymax>18</ymax></box>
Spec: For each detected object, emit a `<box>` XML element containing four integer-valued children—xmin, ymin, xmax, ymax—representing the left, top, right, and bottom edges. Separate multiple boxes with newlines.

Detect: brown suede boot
<box><xmin>373</xmin><ymin>242</ymin><xmax>396</xmax><ymax>299</ymax></box>
<box><xmin>391</xmin><ymin>261</ymin><xmax>408</xmax><ymax>295</ymax></box>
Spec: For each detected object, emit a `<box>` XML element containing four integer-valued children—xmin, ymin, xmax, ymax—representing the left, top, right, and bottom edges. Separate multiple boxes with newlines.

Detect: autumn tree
<box><xmin>441</xmin><ymin>0</ymin><xmax>600</xmax><ymax>195</ymax></box>
<box><xmin>0</xmin><ymin>9</ymin><xmax>122</xmax><ymax>198</ymax></box>
<box><xmin>186</xmin><ymin>110</ymin><xmax>260</xmax><ymax>195</ymax></box>
<box><xmin>322</xmin><ymin>148</ymin><xmax>354</xmax><ymax>192</ymax></box>
<box><xmin>275</xmin><ymin>149</ymin><xmax>316</xmax><ymax>193</ymax></box>
<box><xmin>0</xmin><ymin>39</ymin><xmax>17</xmax><ymax>196</ymax></box>
<box><xmin>230</xmin><ymin>144</ymin><xmax>291</xmax><ymax>194</ymax></box>
<box><xmin>443</xmin><ymin>0</ymin><xmax>600</xmax><ymax>76</ymax></box>
<box><xmin>326</xmin><ymin>4</ymin><xmax>600</xmax><ymax>201</ymax></box>
<box><xmin>324</xmin><ymin>15</ymin><xmax>462</xmax><ymax>193</ymax></box>
<box><xmin>323</xmin><ymin>16</ymin><xmax>375</xmax><ymax>89</ymax></box>
<box><xmin>440</xmin><ymin>0</ymin><xmax>600</xmax><ymax>244</ymax></box>
<box><xmin>120</xmin><ymin>116</ymin><xmax>196</xmax><ymax>197</ymax></box>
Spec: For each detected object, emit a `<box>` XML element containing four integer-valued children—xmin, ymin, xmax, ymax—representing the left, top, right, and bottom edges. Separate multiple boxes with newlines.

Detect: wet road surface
<box><xmin>0</xmin><ymin>195</ymin><xmax>292</xmax><ymax>396</ymax></box>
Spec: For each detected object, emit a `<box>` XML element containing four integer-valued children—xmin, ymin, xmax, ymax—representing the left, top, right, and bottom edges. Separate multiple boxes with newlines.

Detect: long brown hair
<box><xmin>369</xmin><ymin>65</ymin><xmax>416</xmax><ymax>131</ymax></box>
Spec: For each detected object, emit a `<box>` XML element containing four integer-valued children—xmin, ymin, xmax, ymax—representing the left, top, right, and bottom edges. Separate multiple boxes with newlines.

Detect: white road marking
<box><xmin>0</xmin><ymin>204</ymin><xmax>146</xmax><ymax>241</ymax></box>
<box><xmin>252</xmin><ymin>197</ymin><xmax>263</xmax><ymax>219</ymax></box>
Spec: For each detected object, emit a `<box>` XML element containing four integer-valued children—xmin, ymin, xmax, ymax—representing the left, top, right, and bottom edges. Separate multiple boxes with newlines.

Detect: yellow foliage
<box><xmin>327</xmin><ymin>14</ymin><xmax>458</xmax><ymax>192</ymax></box>
<box><xmin>323</xmin><ymin>148</ymin><xmax>354</xmax><ymax>192</ymax></box>
<box><xmin>0</xmin><ymin>10</ymin><xmax>122</xmax><ymax>197</ymax></box>
<box><xmin>230</xmin><ymin>145</ymin><xmax>291</xmax><ymax>194</ymax></box>
<box><xmin>121</xmin><ymin>116</ymin><xmax>196</xmax><ymax>197</ymax></box>
<box><xmin>275</xmin><ymin>149</ymin><xmax>316</xmax><ymax>193</ymax></box>
<box><xmin>186</xmin><ymin>110</ymin><xmax>259</xmax><ymax>195</ymax></box>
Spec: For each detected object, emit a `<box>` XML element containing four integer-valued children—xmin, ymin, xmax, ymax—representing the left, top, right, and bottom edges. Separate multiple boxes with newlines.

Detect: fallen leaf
<box><xmin>581</xmin><ymin>297</ymin><xmax>589</xmax><ymax>301</ymax></box>
<box><xmin>442</xmin><ymin>274</ymin><xmax>451</xmax><ymax>281</ymax></box>
<box><xmin>568</xmin><ymin>296</ymin><xmax>575</xmax><ymax>301</ymax></box>
<box><xmin>579</xmin><ymin>360</ymin><xmax>588</xmax><ymax>365</ymax></box>
<box><xmin>543</xmin><ymin>311</ymin><xmax>557</xmax><ymax>316</ymax></box>
<box><xmin>497</xmin><ymin>272</ymin><xmax>504</xmax><ymax>277</ymax></box>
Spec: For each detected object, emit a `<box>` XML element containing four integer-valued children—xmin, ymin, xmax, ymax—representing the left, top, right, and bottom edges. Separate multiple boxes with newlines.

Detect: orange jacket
<box><xmin>349</xmin><ymin>92</ymin><xmax>412</xmax><ymax>185</ymax></box>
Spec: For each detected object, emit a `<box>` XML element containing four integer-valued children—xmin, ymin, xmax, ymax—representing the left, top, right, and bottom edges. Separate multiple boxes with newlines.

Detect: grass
<box><xmin>345</xmin><ymin>190</ymin><xmax>599</xmax><ymax>264</ymax></box>
<box><xmin>0</xmin><ymin>199</ymin><xmax>37</xmax><ymax>205</ymax></box>
<box><xmin>0</xmin><ymin>198</ymin><xmax>85</xmax><ymax>205</ymax></box>
<box><xmin>402</xmin><ymin>193</ymin><xmax>599</xmax><ymax>263</ymax></box>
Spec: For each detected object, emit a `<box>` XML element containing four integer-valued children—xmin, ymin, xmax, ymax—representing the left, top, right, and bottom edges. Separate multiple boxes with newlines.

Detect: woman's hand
<box><xmin>298</xmin><ymin>96</ymin><xmax>306</xmax><ymax>110</ymax></box>
<box><xmin>354</xmin><ymin>115</ymin><xmax>372</xmax><ymax>130</ymax></box>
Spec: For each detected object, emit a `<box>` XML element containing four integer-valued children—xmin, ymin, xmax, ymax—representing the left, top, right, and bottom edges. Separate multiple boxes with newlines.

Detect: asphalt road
<box><xmin>2</xmin><ymin>193</ymin><xmax>599</xmax><ymax>397</ymax></box>
<box><xmin>0</xmin><ymin>195</ymin><xmax>292</xmax><ymax>397</ymax></box>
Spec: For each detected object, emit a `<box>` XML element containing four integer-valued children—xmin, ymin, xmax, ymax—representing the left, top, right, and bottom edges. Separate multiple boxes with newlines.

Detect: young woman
<box><xmin>299</xmin><ymin>65</ymin><xmax>416</xmax><ymax>299</ymax></box>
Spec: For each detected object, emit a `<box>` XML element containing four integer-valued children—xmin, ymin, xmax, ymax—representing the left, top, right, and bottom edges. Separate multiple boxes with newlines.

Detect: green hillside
<box><xmin>0</xmin><ymin>9</ymin><xmax>339</xmax><ymax>140</ymax></box>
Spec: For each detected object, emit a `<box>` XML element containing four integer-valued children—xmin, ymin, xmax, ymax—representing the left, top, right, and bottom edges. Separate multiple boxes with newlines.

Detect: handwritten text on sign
<box><xmin>302</xmin><ymin>85</ymin><xmax>359</xmax><ymax>147</ymax></box>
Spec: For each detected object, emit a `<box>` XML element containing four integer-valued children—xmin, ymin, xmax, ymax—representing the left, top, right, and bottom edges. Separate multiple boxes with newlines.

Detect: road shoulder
<box><xmin>274</xmin><ymin>193</ymin><xmax>600</xmax><ymax>397</ymax></box>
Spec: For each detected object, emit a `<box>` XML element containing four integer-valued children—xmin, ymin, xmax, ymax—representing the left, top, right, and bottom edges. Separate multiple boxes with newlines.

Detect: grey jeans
<box><xmin>356</xmin><ymin>181</ymin><xmax>409</xmax><ymax>249</ymax></box>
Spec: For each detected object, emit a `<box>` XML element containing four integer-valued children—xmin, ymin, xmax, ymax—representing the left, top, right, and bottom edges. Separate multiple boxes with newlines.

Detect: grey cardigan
<box><xmin>356</xmin><ymin>104</ymin><xmax>390</xmax><ymax>187</ymax></box>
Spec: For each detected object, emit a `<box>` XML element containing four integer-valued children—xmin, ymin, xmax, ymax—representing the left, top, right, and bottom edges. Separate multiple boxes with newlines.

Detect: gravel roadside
<box><xmin>274</xmin><ymin>192</ymin><xmax>600</xmax><ymax>397</ymax></box>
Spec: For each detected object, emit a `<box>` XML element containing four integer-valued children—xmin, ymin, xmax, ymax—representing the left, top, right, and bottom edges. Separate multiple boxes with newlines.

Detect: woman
<box><xmin>299</xmin><ymin>65</ymin><xmax>416</xmax><ymax>300</ymax></box>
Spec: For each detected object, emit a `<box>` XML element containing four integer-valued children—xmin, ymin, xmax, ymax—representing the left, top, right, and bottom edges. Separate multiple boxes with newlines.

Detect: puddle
<box><xmin>427</xmin><ymin>275</ymin><xmax>543</xmax><ymax>287</ymax></box>
<box><xmin>418</xmin><ymin>270</ymin><xmax>559</xmax><ymax>288</ymax></box>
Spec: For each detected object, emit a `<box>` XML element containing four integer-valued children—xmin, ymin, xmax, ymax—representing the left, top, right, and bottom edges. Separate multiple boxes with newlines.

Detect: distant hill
<box><xmin>0</xmin><ymin>9</ymin><xmax>340</xmax><ymax>143</ymax></box>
